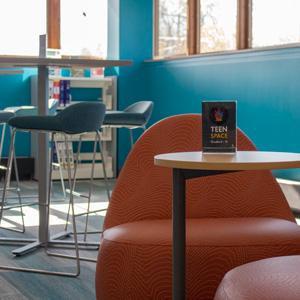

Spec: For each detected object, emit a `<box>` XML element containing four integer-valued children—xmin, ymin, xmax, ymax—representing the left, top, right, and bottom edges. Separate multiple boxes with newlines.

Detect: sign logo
<box><xmin>209</xmin><ymin>107</ymin><xmax>228</xmax><ymax>125</ymax></box>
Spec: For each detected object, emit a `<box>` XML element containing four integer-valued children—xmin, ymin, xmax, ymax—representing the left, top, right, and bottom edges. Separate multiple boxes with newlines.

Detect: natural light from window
<box><xmin>158</xmin><ymin>0</ymin><xmax>188</xmax><ymax>57</ymax></box>
<box><xmin>60</xmin><ymin>0</ymin><xmax>107</xmax><ymax>58</ymax></box>
<box><xmin>0</xmin><ymin>0</ymin><xmax>46</xmax><ymax>55</ymax></box>
<box><xmin>252</xmin><ymin>0</ymin><xmax>300</xmax><ymax>48</ymax></box>
<box><xmin>200</xmin><ymin>0</ymin><xmax>237</xmax><ymax>53</ymax></box>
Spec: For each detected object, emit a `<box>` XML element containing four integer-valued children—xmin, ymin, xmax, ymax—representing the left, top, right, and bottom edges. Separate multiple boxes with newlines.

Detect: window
<box><xmin>0</xmin><ymin>0</ymin><xmax>46</xmax><ymax>55</ymax></box>
<box><xmin>200</xmin><ymin>0</ymin><xmax>237</xmax><ymax>53</ymax></box>
<box><xmin>60</xmin><ymin>0</ymin><xmax>107</xmax><ymax>57</ymax></box>
<box><xmin>155</xmin><ymin>0</ymin><xmax>300</xmax><ymax>58</ymax></box>
<box><xmin>251</xmin><ymin>0</ymin><xmax>300</xmax><ymax>48</ymax></box>
<box><xmin>0</xmin><ymin>0</ymin><xmax>107</xmax><ymax>58</ymax></box>
<box><xmin>156</xmin><ymin>0</ymin><xmax>188</xmax><ymax>57</ymax></box>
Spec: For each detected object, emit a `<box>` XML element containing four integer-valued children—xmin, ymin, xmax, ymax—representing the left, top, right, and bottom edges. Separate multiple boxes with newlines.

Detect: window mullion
<box><xmin>47</xmin><ymin>0</ymin><xmax>60</xmax><ymax>49</ymax></box>
<box><xmin>237</xmin><ymin>0</ymin><xmax>250</xmax><ymax>49</ymax></box>
<box><xmin>188</xmin><ymin>0</ymin><xmax>198</xmax><ymax>55</ymax></box>
<box><xmin>154</xmin><ymin>0</ymin><xmax>159</xmax><ymax>57</ymax></box>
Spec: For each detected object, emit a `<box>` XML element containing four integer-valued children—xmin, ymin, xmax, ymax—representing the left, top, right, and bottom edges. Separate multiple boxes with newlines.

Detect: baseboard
<box><xmin>0</xmin><ymin>157</ymin><xmax>34</xmax><ymax>181</ymax></box>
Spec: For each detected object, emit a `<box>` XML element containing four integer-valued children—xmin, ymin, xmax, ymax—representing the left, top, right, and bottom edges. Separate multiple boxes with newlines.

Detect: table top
<box><xmin>154</xmin><ymin>151</ymin><xmax>300</xmax><ymax>171</ymax></box>
<box><xmin>0</xmin><ymin>55</ymin><xmax>132</xmax><ymax>68</ymax></box>
<box><xmin>0</xmin><ymin>69</ymin><xmax>23</xmax><ymax>75</ymax></box>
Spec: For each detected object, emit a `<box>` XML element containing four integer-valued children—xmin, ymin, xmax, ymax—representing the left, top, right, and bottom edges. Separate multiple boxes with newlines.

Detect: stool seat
<box><xmin>214</xmin><ymin>255</ymin><xmax>300</xmax><ymax>300</ymax></box>
<box><xmin>104</xmin><ymin>110</ymin><xmax>147</xmax><ymax>126</ymax></box>
<box><xmin>103</xmin><ymin>101</ymin><xmax>153</xmax><ymax>127</ymax></box>
<box><xmin>0</xmin><ymin>111</ymin><xmax>15</xmax><ymax>123</ymax></box>
<box><xmin>8</xmin><ymin>115</ymin><xmax>62</xmax><ymax>133</ymax></box>
<box><xmin>8</xmin><ymin>102</ymin><xmax>105</xmax><ymax>135</ymax></box>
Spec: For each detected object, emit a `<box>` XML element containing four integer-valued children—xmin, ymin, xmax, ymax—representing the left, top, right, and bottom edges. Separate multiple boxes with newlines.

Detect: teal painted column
<box><xmin>0</xmin><ymin>68</ymin><xmax>36</xmax><ymax>157</ymax></box>
<box><xmin>108</xmin><ymin>0</ymin><xmax>153</xmax><ymax>170</ymax></box>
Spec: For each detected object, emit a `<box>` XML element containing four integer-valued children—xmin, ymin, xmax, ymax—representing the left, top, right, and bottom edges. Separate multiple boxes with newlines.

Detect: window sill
<box><xmin>145</xmin><ymin>43</ymin><xmax>300</xmax><ymax>63</ymax></box>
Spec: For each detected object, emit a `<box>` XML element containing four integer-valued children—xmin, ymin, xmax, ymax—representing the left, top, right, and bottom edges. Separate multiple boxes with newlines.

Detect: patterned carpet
<box><xmin>0</xmin><ymin>180</ymin><xmax>111</xmax><ymax>300</ymax></box>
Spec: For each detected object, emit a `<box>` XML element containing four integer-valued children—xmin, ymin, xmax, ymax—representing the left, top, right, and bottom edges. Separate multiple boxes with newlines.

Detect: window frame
<box><xmin>47</xmin><ymin>0</ymin><xmax>60</xmax><ymax>49</ymax></box>
<box><xmin>154</xmin><ymin>0</ymin><xmax>300</xmax><ymax>59</ymax></box>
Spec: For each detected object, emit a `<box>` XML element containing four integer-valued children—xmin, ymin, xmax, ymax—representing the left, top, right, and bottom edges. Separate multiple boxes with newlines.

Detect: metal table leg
<box><xmin>173</xmin><ymin>169</ymin><xmax>186</xmax><ymax>300</ymax></box>
<box><xmin>37</xmin><ymin>65</ymin><xmax>49</xmax><ymax>246</ymax></box>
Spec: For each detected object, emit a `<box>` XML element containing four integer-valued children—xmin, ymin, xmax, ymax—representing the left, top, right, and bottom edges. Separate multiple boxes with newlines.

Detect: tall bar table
<box><xmin>0</xmin><ymin>56</ymin><xmax>131</xmax><ymax>274</ymax></box>
<box><xmin>154</xmin><ymin>151</ymin><xmax>300</xmax><ymax>300</ymax></box>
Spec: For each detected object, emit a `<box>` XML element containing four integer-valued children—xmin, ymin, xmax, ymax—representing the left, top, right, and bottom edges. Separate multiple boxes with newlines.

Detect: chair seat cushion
<box><xmin>0</xmin><ymin>111</ymin><xmax>15</xmax><ymax>123</ymax></box>
<box><xmin>8</xmin><ymin>115</ymin><xmax>62</xmax><ymax>132</ymax></box>
<box><xmin>103</xmin><ymin>110</ymin><xmax>146</xmax><ymax>126</ymax></box>
<box><xmin>97</xmin><ymin>218</ymin><xmax>300</xmax><ymax>300</ymax></box>
<box><xmin>214</xmin><ymin>255</ymin><xmax>300</xmax><ymax>300</ymax></box>
<box><xmin>103</xmin><ymin>218</ymin><xmax>300</xmax><ymax>246</ymax></box>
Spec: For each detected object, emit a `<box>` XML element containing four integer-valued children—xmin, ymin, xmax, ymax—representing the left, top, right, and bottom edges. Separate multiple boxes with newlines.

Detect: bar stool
<box><xmin>0</xmin><ymin>99</ymin><xmax>59</xmax><ymax>232</ymax></box>
<box><xmin>1</xmin><ymin>102</ymin><xmax>107</xmax><ymax>276</ymax></box>
<box><xmin>77</xmin><ymin>101</ymin><xmax>154</xmax><ymax>241</ymax></box>
<box><xmin>103</xmin><ymin>100</ymin><xmax>154</xmax><ymax>147</ymax></box>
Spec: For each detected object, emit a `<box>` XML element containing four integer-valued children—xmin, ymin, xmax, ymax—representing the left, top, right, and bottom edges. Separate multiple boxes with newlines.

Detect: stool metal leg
<box><xmin>0</xmin><ymin>123</ymin><xmax>6</xmax><ymax>161</ymax></box>
<box><xmin>83</xmin><ymin>135</ymin><xmax>98</xmax><ymax>242</ymax></box>
<box><xmin>65</xmin><ymin>135</ymin><xmax>82</xmax><ymax>231</ymax></box>
<box><xmin>46</xmin><ymin>133</ymin><xmax>80</xmax><ymax>277</ymax></box>
<box><xmin>82</xmin><ymin>130</ymin><xmax>111</xmax><ymax>241</ymax></box>
<box><xmin>97</xmin><ymin>130</ymin><xmax>111</xmax><ymax>202</ymax></box>
<box><xmin>129</xmin><ymin>129</ymin><xmax>134</xmax><ymax>148</ymax></box>
<box><xmin>45</xmin><ymin>133</ymin><xmax>54</xmax><ymax>249</ymax></box>
<box><xmin>0</xmin><ymin>128</ymin><xmax>25</xmax><ymax>233</ymax></box>
<box><xmin>54</xmin><ymin>139</ymin><xmax>67</xmax><ymax>198</ymax></box>
<box><xmin>12</xmin><ymin>138</ymin><xmax>25</xmax><ymax>233</ymax></box>
<box><xmin>66</xmin><ymin>131</ymin><xmax>110</xmax><ymax>235</ymax></box>
<box><xmin>0</xmin><ymin>128</ymin><xmax>15</xmax><ymax>222</ymax></box>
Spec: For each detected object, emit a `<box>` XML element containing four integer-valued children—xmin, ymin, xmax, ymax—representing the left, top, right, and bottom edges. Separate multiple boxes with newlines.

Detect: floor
<box><xmin>0</xmin><ymin>178</ymin><xmax>299</xmax><ymax>300</ymax></box>
<box><xmin>0</xmin><ymin>179</ymin><xmax>111</xmax><ymax>300</ymax></box>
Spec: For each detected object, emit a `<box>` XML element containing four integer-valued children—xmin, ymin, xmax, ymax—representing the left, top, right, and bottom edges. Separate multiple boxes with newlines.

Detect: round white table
<box><xmin>154</xmin><ymin>151</ymin><xmax>300</xmax><ymax>300</ymax></box>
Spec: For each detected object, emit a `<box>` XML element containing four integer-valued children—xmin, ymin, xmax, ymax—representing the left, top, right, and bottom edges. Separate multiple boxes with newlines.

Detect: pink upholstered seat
<box><xmin>214</xmin><ymin>255</ymin><xmax>300</xmax><ymax>300</ymax></box>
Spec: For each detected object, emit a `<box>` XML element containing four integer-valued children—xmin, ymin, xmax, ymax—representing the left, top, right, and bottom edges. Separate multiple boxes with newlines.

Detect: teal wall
<box><xmin>143</xmin><ymin>48</ymin><xmax>300</xmax><ymax>180</ymax></box>
<box><xmin>0</xmin><ymin>69</ymin><xmax>36</xmax><ymax>157</ymax></box>
<box><xmin>109</xmin><ymin>0</ymin><xmax>153</xmax><ymax>168</ymax></box>
<box><xmin>115</xmin><ymin>0</ymin><xmax>300</xmax><ymax>180</ymax></box>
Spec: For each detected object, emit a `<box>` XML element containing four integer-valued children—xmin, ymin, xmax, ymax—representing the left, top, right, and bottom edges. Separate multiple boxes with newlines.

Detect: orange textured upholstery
<box><xmin>96</xmin><ymin>114</ymin><xmax>300</xmax><ymax>300</ymax></box>
<box><xmin>214</xmin><ymin>255</ymin><xmax>300</xmax><ymax>300</ymax></box>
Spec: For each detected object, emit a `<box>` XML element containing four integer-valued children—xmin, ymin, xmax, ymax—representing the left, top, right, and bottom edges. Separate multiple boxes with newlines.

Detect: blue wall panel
<box><xmin>144</xmin><ymin>48</ymin><xmax>300</xmax><ymax>179</ymax></box>
<box><xmin>116</xmin><ymin>0</ymin><xmax>153</xmax><ymax>168</ymax></box>
<box><xmin>0</xmin><ymin>69</ymin><xmax>36</xmax><ymax>157</ymax></box>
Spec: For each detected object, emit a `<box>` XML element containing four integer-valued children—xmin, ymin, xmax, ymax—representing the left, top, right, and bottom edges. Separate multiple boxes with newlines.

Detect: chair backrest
<box><xmin>104</xmin><ymin>114</ymin><xmax>294</xmax><ymax>230</ymax></box>
<box><xmin>124</xmin><ymin>101</ymin><xmax>154</xmax><ymax>125</ymax></box>
<box><xmin>57</xmin><ymin>102</ymin><xmax>106</xmax><ymax>134</ymax></box>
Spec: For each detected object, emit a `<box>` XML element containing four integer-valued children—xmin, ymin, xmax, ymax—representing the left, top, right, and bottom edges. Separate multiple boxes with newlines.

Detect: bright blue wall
<box><xmin>115</xmin><ymin>0</ymin><xmax>153</xmax><ymax>168</ymax></box>
<box><xmin>116</xmin><ymin>0</ymin><xmax>300</xmax><ymax>180</ymax></box>
<box><xmin>0</xmin><ymin>69</ymin><xmax>36</xmax><ymax>157</ymax></box>
<box><xmin>143</xmin><ymin>48</ymin><xmax>300</xmax><ymax>180</ymax></box>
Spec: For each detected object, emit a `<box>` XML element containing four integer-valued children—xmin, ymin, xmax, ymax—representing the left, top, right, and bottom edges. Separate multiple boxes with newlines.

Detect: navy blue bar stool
<box><xmin>0</xmin><ymin>102</ymin><xmax>108</xmax><ymax>277</ymax></box>
<box><xmin>103</xmin><ymin>100</ymin><xmax>154</xmax><ymax>146</ymax></box>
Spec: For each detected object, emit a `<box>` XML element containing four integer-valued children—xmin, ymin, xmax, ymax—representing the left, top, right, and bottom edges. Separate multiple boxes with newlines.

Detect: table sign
<box><xmin>202</xmin><ymin>101</ymin><xmax>236</xmax><ymax>153</ymax></box>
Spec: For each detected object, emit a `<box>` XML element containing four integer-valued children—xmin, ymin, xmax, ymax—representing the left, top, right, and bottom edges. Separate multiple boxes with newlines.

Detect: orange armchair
<box><xmin>96</xmin><ymin>114</ymin><xmax>300</xmax><ymax>300</ymax></box>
